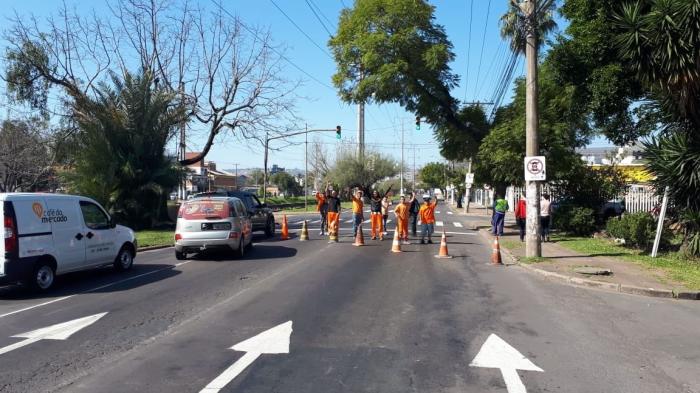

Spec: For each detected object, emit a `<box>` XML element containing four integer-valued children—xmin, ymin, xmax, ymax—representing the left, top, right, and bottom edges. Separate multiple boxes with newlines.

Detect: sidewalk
<box><xmin>447</xmin><ymin>203</ymin><xmax>700</xmax><ymax>300</ymax></box>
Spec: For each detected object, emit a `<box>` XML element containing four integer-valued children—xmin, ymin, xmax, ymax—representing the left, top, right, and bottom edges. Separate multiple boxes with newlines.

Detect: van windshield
<box><xmin>181</xmin><ymin>200</ymin><xmax>230</xmax><ymax>219</ymax></box>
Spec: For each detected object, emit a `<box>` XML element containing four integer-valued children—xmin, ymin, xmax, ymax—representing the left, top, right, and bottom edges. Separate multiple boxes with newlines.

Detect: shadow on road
<box><xmin>189</xmin><ymin>244</ymin><xmax>298</xmax><ymax>262</ymax></box>
<box><xmin>0</xmin><ymin>263</ymin><xmax>182</xmax><ymax>301</ymax></box>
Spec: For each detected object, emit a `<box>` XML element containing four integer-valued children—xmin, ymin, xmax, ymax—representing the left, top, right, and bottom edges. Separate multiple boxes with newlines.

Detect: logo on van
<box><xmin>32</xmin><ymin>202</ymin><xmax>43</xmax><ymax>218</ymax></box>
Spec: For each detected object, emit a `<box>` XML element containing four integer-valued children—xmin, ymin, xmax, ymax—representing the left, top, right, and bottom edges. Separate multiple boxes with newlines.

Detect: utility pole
<box><xmin>179</xmin><ymin>81</ymin><xmax>187</xmax><ymax>200</ymax></box>
<box><xmin>400</xmin><ymin>120</ymin><xmax>405</xmax><ymax>196</ymax></box>
<box><xmin>413</xmin><ymin>145</ymin><xmax>416</xmax><ymax>192</ymax></box>
<box><xmin>522</xmin><ymin>0</ymin><xmax>542</xmax><ymax>258</ymax></box>
<box><xmin>263</xmin><ymin>132</ymin><xmax>269</xmax><ymax>203</ymax></box>
<box><xmin>234</xmin><ymin>163</ymin><xmax>239</xmax><ymax>190</ymax></box>
<box><xmin>305</xmin><ymin>123</ymin><xmax>308</xmax><ymax>211</ymax></box>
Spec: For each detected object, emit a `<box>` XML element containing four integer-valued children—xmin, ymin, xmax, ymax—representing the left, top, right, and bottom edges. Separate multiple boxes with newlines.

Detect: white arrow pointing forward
<box><xmin>469</xmin><ymin>334</ymin><xmax>543</xmax><ymax>393</ymax></box>
<box><xmin>200</xmin><ymin>321</ymin><xmax>293</xmax><ymax>393</ymax></box>
<box><xmin>0</xmin><ymin>312</ymin><xmax>108</xmax><ymax>356</ymax></box>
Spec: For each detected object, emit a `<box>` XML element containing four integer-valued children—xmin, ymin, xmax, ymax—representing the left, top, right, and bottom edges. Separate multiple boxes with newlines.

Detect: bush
<box><xmin>553</xmin><ymin>205</ymin><xmax>596</xmax><ymax>236</ymax></box>
<box><xmin>605</xmin><ymin>212</ymin><xmax>664</xmax><ymax>250</ymax></box>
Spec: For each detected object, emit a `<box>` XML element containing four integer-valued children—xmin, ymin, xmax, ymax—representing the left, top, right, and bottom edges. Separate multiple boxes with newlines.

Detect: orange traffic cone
<box><xmin>299</xmin><ymin>220</ymin><xmax>309</xmax><ymax>241</ymax></box>
<box><xmin>491</xmin><ymin>236</ymin><xmax>503</xmax><ymax>265</ymax></box>
<box><xmin>391</xmin><ymin>230</ymin><xmax>402</xmax><ymax>253</ymax></box>
<box><xmin>353</xmin><ymin>224</ymin><xmax>365</xmax><ymax>246</ymax></box>
<box><xmin>281</xmin><ymin>215</ymin><xmax>289</xmax><ymax>240</ymax></box>
<box><xmin>434</xmin><ymin>230</ymin><xmax>452</xmax><ymax>259</ymax></box>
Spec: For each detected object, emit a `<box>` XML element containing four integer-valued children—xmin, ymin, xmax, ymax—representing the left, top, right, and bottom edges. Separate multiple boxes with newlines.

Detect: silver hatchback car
<box><xmin>174</xmin><ymin>197</ymin><xmax>253</xmax><ymax>260</ymax></box>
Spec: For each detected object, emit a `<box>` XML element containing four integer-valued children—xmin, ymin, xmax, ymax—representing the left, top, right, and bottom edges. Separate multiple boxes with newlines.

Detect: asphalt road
<box><xmin>1</xmin><ymin>203</ymin><xmax>699</xmax><ymax>393</ymax></box>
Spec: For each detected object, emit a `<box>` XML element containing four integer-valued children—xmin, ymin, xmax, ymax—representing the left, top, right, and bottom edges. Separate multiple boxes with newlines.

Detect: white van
<box><xmin>1</xmin><ymin>193</ymin><xmax>137</xmax><ymax>291</ymax></box>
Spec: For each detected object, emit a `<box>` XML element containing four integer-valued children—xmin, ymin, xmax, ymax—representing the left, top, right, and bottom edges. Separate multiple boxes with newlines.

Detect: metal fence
<box><xmin>471</xmin><ymin>185</ymin><xmax>660</xmax><ymax>214</ymax></box>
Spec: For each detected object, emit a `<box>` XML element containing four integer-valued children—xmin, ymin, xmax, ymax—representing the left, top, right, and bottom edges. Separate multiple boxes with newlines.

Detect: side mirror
<box><xmin>109</xmin><ymin>218</ymin><xmax>117</xmax><ymax>228</ymax></box>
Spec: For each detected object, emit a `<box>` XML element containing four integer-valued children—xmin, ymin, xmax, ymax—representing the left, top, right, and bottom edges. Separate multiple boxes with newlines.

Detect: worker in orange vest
<box><xmin>394</xmin><ymin>195</ymin><xmax>410</xmax><ymax>245</ymax></box>
<box><xmin>419</xmin><ymin>195</ymin><xmax>437</xmax><ymax>244</ymax></box>
<box><xmin>351</xmin><ymin>188</ymin><xmax>364</xmax><ymax>238</ymax></box>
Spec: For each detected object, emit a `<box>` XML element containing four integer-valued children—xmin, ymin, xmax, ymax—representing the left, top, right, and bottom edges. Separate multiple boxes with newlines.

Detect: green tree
<box><xmin>547</xmin><ymin>0</ymin><xmax>650</xmax><ymax>145</ymax></box>
<box><xmin>475</xmin><ymin>64</ymin><xmax>588</xmax><ymax>190</ymax></box>
<box><xmin>326</xmin><ymin>150</ymin><xmax>397</xmax><ymax>198</ymax></box>
<box><xmin>500</xmin><ymin>0</ymin><xmax>557</xmax><ymax>54</ymax></box>
<box><xmin>248</xmin><ymin>169</ymin><xmax>265</xmax><ymax>185</ymax></box>
<box><xmin>63</xmin><ymin>71</ymin><xmax>187</xmax><ymax>229</ymax></box>
<box><xmin>419</xmin><ymin>162</ymin><xmax>449</xmax><ymax>191</ymax></box>
<box><xmin>433</xmin><ymin>105</ymin><xmax>490</xmax><ymax>161</ymax></box>
<box><xmin>270</xmin><ymin>172</ymin><xmax>302</xmax><ymax>197</ymax></box>
<box><xmin>329</xmin><ymin>0</ymin><xmax>479</xmax><ymax>140</ymax></box>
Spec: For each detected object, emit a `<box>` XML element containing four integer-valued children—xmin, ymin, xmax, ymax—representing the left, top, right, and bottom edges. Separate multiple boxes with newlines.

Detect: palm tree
<box><xmin>66</xmin><ymin>71</ymin><xmax>188</xmax><ymax>229</ymax></box>
<box><xmin>500</xmin><ymin>0</ymin><xmax>558</xmax><ymax>54</ymax></box>
<box><xmin>613</xmin><ymin>0</ymin><xmax>700</xmax><ymax>128</ymax></box>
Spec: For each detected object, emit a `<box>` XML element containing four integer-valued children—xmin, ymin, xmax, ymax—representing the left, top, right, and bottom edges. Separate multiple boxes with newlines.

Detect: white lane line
<box><xmin>436</xmin><ymin>211</ymin><xmax>441</xmax><ymax>214</ymax></box>
<box><xmin>443</xmin><ymin>231</ymin><xmax>477</xmax><ymax>236</ymax></box>
<box><xmin>387</xmin><ymin>219</ymin><xmax>392</xmax><ymax>224</ymax></box>
<box><xmin>363</xmin><ymin>220</ymin><xmax>371</xmax><ymax>224</ymax></box>
<box><xmin>311</xmin><ymin>220</ymin><xmax>321</xmax><ymax>224</ymax></box>
<box><xmin>436</xmin><ymin>221</ymin><xmax>444</xmax><ymax>227</ymax></box>
<box><xmin>453</xmin><ymin>222</ymin><xmax>463</xmax><ymax>228</ymax></box>
<box><xmin>447</xmin><ymin>211</ymin><xmax>453</xmax><ymax>215</ymax></box>
<box><xmin>0</xmin><ymin>261</ymin><xmax>191</xmax><ymax>319</ymax></box>
<box><xmin>345</xmin><ymin>219</ymin><xmax>354</xmax><ymax>223</ymax></box>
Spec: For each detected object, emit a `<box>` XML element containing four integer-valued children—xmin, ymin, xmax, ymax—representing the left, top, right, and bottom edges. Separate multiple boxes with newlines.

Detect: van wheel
<box><xmin>114</xmin><ymin>246</ymin><xmax>134</xmax><ymax>271</ymax></box>
<box><xmin>175</xmin><ymin>250</ymin><xmax>187</xmax><ymax>260</ymax></box>
<box><xmin>30</xmin><ymin>262</ymin><xmax>55</xmax><ymax>292</ymax></box>
<box><xmin>265</xmin><ymin>218</ymin><xmax>275</xmax><ymax>237</ymax></box>
<box><xmin>236</xmin><ymin>238</ymin><xmax>245</xmax><ymax>258</ymax></box>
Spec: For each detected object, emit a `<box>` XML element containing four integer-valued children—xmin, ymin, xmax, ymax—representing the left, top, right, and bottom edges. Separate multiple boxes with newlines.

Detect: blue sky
<box><xmin>0</xmin><ymin>0</ymin><xmax>611</xmax><ymax>173</ymax></box>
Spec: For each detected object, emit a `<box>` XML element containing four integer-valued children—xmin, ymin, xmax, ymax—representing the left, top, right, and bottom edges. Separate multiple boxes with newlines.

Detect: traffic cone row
<box><xmin>491</xmin><ymin>236</ymin><xmax>503</xmax><ymax>265</ymax></box>
<box><xmin>434</xmin><ymin>230</ymin><xmax>452</xmax><ymax>259</ymax></box>
<box><xmin>299</xmin><ymin>220</ymin><xmax>309</xmax><ymax>241</ymax></box>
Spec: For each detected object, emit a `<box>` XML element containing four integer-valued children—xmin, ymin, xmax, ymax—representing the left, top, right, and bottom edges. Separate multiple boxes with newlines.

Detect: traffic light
<box><xmin>415</xmin><ymin>116</ymin><xmax>421</xmax><ymax>131</ymax></box>
<box><xmin>336</xmin><ymin>125</ymin><xmax>342</xmax><ymax>139</ymax></box>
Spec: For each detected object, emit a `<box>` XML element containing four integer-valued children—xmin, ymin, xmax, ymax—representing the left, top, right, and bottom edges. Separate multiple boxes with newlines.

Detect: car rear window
<box><xmin>180</xmin><ymin>200</ymin><xmax>231</xmax><ymax>219</ymax></box>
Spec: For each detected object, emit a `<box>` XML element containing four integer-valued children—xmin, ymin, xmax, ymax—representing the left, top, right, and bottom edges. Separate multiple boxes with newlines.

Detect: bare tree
<box><xmin>4</xmin><ymin>0</ymin><xmax>298</xmax><ymax>166</ymax></box>
<box><xmin>0</xmin><ymin>119</ymin><xmax>55</xmax><ymax>192</ymax></box>
<box><xmin>310</xmin><ymin>137</ymin><xmax>331</xmax><ymax>190</ymax></box>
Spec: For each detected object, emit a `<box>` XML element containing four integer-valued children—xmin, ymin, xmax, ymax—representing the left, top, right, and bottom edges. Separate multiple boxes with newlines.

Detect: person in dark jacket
<box><xmin>408</xmin><ymin>192</ymin><xmax>421</xmax><ymax>236</ymax></box>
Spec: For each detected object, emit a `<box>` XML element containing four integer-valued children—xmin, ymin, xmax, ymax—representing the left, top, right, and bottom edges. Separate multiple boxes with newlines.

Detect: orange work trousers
<box><xmin>397</xmin><ymin>218</ymin><xmax>408</xmax><ymax>240</ymax></box>
<box><xmin>327</xmin><ymin>212</ymin><xmax>340</xmax><ymax>235</ymax></box>
<box><xmin>370</xmin><ymin>212</ymin><xmax>383</xmax><ymax>239</ymax></box>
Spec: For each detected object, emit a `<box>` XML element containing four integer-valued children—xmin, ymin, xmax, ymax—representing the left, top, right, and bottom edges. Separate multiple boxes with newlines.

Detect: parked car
<box><xmin>192</xmin><ymin>191</ymin><xmax>275</xmax><ymax>237</ymax></box>
<box><xmin>174</xmin><ymin>197</ymin><xmax>253</xmax><ymax>260</ymax></box>
<box><xmin>0</xmin><ymin>193</ymin><xmax>137</xmax><ymax>291</ymax></box>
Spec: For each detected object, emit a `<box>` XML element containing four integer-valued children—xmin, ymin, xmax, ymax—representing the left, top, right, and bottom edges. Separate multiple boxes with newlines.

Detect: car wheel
<box><xmin>114</xmin><ymin>246</ymin><xmax>134</xmax><ymax>271</ymax></box>
<box><xmin>236</xmin><ymin>238</ymin><xmax>245</xmax><ymax>258</ymax></box>
<box><xmin>264</xmin><ymin>218</ymin><xmax>275</xmax><ymax>237</ymax></box>
<box><xmin>175</xmin><ymin>250</ymin><xmax>187</xmax><ymax>260</ymax></box>
<box><xmin>29</xmin><ymin>261</ymin><xmax>55</xmax><ymax>292</ymax></box>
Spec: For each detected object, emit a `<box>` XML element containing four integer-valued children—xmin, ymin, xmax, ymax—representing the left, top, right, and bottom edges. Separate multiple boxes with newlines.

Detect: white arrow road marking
<box><xmin>436</xmin><ymin>221</ymin><xmax>444</xmax><ymax>227</ymax></box>
<box><xmin>453</xmin><ymin>222</ymin><xmax>463</xmax><ymax>228</ymax></box>
<box><xmin>200</xmin><ymin>321</ymin><xmax>293</xmax><ymax>393</ymax></box>
<box><xmin>0</xmin><ymin>312</ymin><xmax>108</xmax><ymax>356</ymax></box>
<box><xmin>470</xmin><ymin>334</ymin><xmax>543</xmax><ymax>393</ymax></box>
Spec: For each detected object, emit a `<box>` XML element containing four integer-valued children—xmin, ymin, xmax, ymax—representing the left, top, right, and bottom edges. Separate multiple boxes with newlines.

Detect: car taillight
<box><xmin>4</xmin><ymin>215</ymin><xmax>17</xmax><ymax>254</ymax></box>
<box><xmin>175</xmin><ymin>233</ymin><xmax>182</xmax><ymax>241</ymax></box>
<box><xmin>228</xmin><ymin>231</ymin><xmax>239</xmax><ymax>239</ymax></box>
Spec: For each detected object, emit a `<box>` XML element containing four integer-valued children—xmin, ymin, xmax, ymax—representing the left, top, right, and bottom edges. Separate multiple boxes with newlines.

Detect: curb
<box><xmin>137</xmin><ymin>245</ymin><xmax>173</xmax><ymax>252</ymax></box>
<box><xmin>476</xmin><ymin>229</ymin><xmax>700</xmax><ymax>301</ymax></box>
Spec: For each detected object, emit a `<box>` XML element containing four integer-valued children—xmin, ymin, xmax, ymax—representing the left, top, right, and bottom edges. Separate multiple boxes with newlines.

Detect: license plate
<box><xmin>201</xmin><ymin>222</ymin><xmax>231</xmax><ymax>231</ymax></box>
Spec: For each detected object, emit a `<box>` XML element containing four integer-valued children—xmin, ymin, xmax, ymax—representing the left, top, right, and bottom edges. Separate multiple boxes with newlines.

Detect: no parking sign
<box><xmin>524</xmin><ymin>156</ymin><xmax>546</xmax><ymax>181</ymax></box>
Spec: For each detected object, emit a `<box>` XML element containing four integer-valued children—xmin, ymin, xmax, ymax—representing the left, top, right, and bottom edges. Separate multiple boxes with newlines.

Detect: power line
<box><xmin>212</xmin><ymin>0</ymin><xmax>335</xmax><ymax>91</ymax></box>
<box><xmin>475</xmin><ymin>39</ymin><xmax>505</xmax><ymax>99</ymax></box>
<box><xmin>472</xmin><ymin>0</ymin><xmax>492</xmax><ymax>99</ymax></box>
<box><xmin>463</xmin><ymin>0</ymin><xmax>474</xmax><ymax>102</ymax></box>
<box><xmin>308</xmin><ymin>0</ymin><xmax>336</xmax><ymax>31</ymax></box>
<box><xmin>269</xmin><ymin>0</ymin><xmax>333</xmax><ymax>59</ymax></box>
<box><xmin>305</xmin><ymin>0</ymin><xmax>333</xmax><ymax>37</ymax></box>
